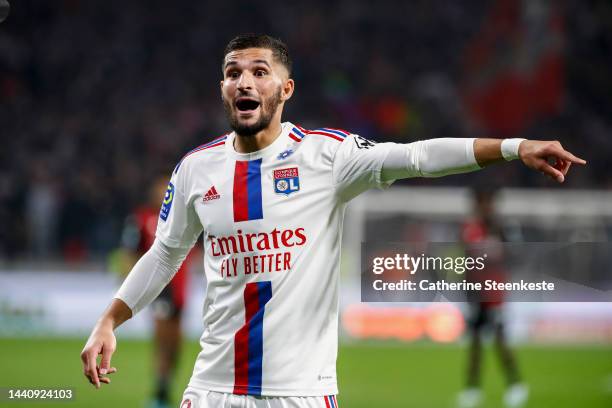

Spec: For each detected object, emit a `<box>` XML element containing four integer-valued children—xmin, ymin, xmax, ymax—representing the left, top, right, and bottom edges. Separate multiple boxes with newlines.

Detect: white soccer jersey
<box><xmin>157</xmin><ymin>121</ymin><xmax>394</xmax><ymax>397</ymax></box>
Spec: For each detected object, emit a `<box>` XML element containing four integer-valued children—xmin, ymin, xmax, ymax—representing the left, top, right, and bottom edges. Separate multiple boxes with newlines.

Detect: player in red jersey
<box><xmin>458</xmin><ymin>189</ymin><xmax>526</xmax><ymax>408</ymax></box>
<box><xmin>117</xmin><ymin>177</ymin><xmax>197</xmax><ymax>408</ymax></box>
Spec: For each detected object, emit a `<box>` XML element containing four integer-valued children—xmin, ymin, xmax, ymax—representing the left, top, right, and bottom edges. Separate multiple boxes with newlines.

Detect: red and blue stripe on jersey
<box><xmin>233</xmin><ymin>281</ymin><xmax>273</xmax><ymax>395</ymax></box>
<box><xmin>289</xmin><ymin>126</ymin><xmax>350</xmax><ymax>143</ymax></box>
<box><xmin>233</xmin><ymin>159</ymin><xmax>263</xmax><ymax>222</ymax></box>
<box><xmin>324</xmin><ymin>395</ymin><xmax>339</xmax><ymax>407</ymax></box>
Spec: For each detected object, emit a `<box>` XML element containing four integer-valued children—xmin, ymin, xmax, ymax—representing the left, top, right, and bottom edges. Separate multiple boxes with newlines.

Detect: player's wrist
<box><xmin>95</xmin><ymin>316</ymin><xmax>116</xmax><ymax>332</ymax></box>
<box><xmin>500</xmin><ymin>138</ymin><xmax>526</xmax><ymax>161</ymax></box>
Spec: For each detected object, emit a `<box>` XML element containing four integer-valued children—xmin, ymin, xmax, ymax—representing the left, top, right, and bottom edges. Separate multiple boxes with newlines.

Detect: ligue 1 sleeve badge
<box><xmin>273</xmin><ymin>167</ymin><xmax>300</xmax><ymax>196</ymax></box>
<box><xmin>159</xmin><ymin>182</ymin><xmax>175</xmax><ymax>221</ymax></box>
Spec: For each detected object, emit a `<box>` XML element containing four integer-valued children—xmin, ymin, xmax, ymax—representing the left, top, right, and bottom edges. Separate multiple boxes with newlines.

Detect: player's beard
<box><xmin>223</xmin><ymin>86</ymin><xmax>282</xmax><ymax>137</ymax></box>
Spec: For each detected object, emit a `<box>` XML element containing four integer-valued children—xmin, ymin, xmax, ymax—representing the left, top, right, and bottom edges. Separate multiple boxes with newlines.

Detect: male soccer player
<box><xmin>458</xmin><ymin>189</ymin><xmax>527</xmax><ymax>408</ymax></box>
<box><xmin>81</xmin><ymin>34</ymin><xmax>585</xmax><ymax>408</ymax></box>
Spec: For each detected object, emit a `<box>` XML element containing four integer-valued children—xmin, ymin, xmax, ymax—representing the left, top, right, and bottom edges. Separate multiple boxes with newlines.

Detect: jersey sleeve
<box><xmin>155</xmin><ymin>166</ymin><xmax>203</xmax><ymax>249</ymax></box>
<box><xmin>114</xmin><ymin>239</ymin><xmax>190</xmax><ymax>315</ymax></box>
<box><xmin>331</xmin><ymin>134</ymin><xmax>396</xmax><ymax>202</ymax></box>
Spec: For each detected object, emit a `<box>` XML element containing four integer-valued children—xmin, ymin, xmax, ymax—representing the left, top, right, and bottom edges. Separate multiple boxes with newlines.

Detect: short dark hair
<box><xmin>223</xmin><ymin>34</ymin><xmax>292</xmax><ymax>75</ymax></box>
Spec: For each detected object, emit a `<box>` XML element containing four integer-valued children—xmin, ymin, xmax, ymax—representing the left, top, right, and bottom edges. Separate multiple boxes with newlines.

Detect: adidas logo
<box><xmin>203</xmin><ymin>186</ymin><xmax>221</xmax><ymax>202</ymax></box>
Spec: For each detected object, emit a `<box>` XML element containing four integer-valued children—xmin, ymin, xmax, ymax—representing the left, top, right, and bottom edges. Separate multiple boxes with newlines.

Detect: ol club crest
<box><xmin>273</xmin><ymin>167</ymin><xmax>300</xmax><ymax>196</ymax></box>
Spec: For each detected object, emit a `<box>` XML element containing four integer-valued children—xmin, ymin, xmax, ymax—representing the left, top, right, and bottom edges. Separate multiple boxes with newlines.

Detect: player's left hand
<box><xmin>518</xmin><ymin>140</ymin><xmax>586</xmax><ymax>183</ymax></box>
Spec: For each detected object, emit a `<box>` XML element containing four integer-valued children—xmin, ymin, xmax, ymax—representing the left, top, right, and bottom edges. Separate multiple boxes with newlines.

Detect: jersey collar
<box><xmin>225</xmin><ymin>122</ymin><xmax>295</xmax><ymax>161</ymax></box>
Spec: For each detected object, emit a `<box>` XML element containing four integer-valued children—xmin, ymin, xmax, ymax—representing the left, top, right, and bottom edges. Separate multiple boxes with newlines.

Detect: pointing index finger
<box><xmin>551</xmin><ymin>146</ymin><xmax>586</xmax><ymax>165</ymax></box>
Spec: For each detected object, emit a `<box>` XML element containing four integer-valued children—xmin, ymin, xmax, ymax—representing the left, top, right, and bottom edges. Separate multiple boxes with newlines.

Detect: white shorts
<box><xmin>179</xmin><ymin>388</ymin><xmax>339</xmax><ymax>408</ymax></box>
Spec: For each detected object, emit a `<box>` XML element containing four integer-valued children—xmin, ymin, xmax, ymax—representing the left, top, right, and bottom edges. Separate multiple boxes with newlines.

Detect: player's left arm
<box><xmin>473</xmin><ymin>138</ymin><xmax>586</xmax><ymax>183</ymax></box>
<box><xmin>332</xmin><ymin>135</ymin><xmax>586</xmax><ymax>202</ymax></box>
<box><xmin>380</xmin><ymin>138</ymin><xmax>586</xmax><ymax>183</ymax></box>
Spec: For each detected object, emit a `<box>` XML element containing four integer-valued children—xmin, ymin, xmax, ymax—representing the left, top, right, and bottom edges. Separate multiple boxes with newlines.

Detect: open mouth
<box><xmin>235</xmin><ymin>98</ymin><xmax>260</xmax><ymax>112</ymax></box>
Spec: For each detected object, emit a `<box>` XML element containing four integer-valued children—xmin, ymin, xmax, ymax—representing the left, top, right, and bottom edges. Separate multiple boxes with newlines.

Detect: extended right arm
<box><xmin>80</xmin><ymin>239</ymin><xmax>190</xmax><ymax>388</ymax></box>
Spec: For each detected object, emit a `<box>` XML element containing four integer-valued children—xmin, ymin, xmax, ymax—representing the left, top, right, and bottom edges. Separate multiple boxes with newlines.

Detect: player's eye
<box><xmin>254</xmin><ymin>69</ymin><xmax>268</xmax><ymax>77</ymax></box>
<box><xmin>227</xmin><ymin>71</ymin><xmax>240</xmax><ymax>79</ymax></box>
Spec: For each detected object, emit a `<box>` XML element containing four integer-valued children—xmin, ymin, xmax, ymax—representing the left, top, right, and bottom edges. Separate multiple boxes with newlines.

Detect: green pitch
<box><xmin>0</xmin><ymin>338</ymin><xmax>610</xmax><ymax>407</ymax></box>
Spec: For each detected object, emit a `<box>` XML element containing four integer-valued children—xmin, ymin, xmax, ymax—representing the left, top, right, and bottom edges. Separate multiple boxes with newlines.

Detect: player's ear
<box><xmin>281</xmin><ymin>78</ymin><xmax>294</xmax><ymax>102</ymax></box>
<box><xmin>220</xmin><ymin>80</ymin><xmax>226</xmax><ymax>102</ymax></box>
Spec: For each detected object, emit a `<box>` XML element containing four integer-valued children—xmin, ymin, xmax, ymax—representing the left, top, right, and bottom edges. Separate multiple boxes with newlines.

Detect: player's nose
<box><xmin>236</xmin><ymin>71</ymin><xmax>254</xmax><ymax>91</ymax></box>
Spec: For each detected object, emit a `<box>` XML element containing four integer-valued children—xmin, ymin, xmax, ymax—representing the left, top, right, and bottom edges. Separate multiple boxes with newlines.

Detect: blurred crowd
<box><xmin>1</xmin><ymin>0</ymin><xmax>611</xmax><ymax>261</ymax></box>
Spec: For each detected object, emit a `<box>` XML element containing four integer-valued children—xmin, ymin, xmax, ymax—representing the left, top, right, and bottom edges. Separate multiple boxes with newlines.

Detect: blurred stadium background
<box><xmin>1</xmin><ymin>0</ymin><xmax>611</xmax><ymax>407</ymax></box>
